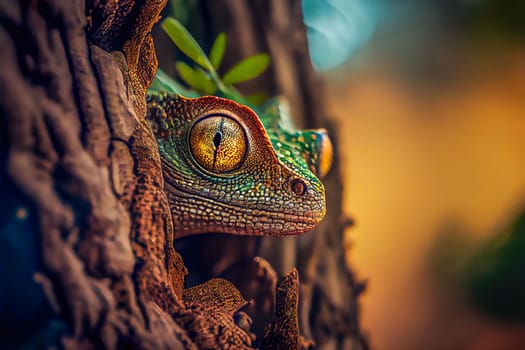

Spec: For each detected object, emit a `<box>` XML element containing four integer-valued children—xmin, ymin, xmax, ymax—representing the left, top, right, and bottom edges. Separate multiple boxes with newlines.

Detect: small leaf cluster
<box><xmin>159</xmin><ymin>18</ymin><xmax>269</xmax><ymax>105</ymax></box>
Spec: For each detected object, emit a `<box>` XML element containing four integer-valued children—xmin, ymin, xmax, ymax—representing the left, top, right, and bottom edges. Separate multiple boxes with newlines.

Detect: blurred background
<box><xmin>309</xmin><ymin>0</ymin><xmax>525</xmax><ymax>349</ymax></box>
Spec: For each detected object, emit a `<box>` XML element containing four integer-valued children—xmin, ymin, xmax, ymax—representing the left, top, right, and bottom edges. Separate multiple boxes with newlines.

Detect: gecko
<box><xmin>146</xmin><ymin>92</ymin><xmax>332</xmax><ymax>238</ymax></box>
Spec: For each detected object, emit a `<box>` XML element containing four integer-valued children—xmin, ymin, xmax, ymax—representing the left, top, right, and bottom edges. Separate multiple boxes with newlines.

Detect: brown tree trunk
<box><xmin>0</xmin><ymin>0</ymin><xmax>193</xmax><ymax>348</ymax></box>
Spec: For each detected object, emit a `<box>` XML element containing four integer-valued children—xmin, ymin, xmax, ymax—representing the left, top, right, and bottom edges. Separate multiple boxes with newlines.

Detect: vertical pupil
<box><xmin>213</xmin><ymin>131</ymin><xmax>222</xmax><ymax>149</ymax></box>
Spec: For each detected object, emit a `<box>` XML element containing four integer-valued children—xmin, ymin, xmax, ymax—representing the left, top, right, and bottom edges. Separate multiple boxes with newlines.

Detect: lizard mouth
<box><xmin>164</xmin><ymin>175</ymin><xmax>325</xmax><ymax>238</ymax></box>
<box><xmin>172</xmin><ymin>207</ymin><xmax>323</xmax><ymax>238</ymax></box>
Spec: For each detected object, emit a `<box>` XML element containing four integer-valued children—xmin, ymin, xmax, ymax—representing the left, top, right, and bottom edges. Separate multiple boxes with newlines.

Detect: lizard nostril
<box><xmin>291</xmin><ymin>179</ymin><xmax>307</xmax><ymax>196</ymax></box>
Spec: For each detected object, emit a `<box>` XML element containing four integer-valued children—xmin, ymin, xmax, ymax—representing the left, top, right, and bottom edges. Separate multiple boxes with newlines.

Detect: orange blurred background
<box><xmin>322</xmin><ymin>2</ymin><xmax>525</xmax><ymax>349</ymax></box>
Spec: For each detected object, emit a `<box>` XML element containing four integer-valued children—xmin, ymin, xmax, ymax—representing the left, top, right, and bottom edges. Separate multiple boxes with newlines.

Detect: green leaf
<box><xmin>162</xmin><ymin>18</ymin><xmax>213</xmax><ymax>72</ymax></box>
<box><xmin>148</xmin><ymin>69</ymin><xmax>180</xmax><ymax>94</ymax></box>
<box><xmin>215</xmin><ymin>89</ymin><xmax>248</xmax><ymax>105</ymax></box>
<box><xmin>148</xmin><ymin>69</ymin><xmax>200</xmax><ymax>97</ymax></box>
<box><xmin>193</xmin><ymin>68</ymin><xmax>217</xmax><ymax>95</ymax></box>
<box><xmin>222</xmin><ymin>53</ymin><xmax>270</xmax><ymax>85</ymax></box>
<box><xmin>175</xmin><ymin>61</ymin><xmax>202</xmax><ymax>90</ymax></box>
<box><xmin>209</xmin><ymin>33</ymin><xmax>226</xmax><ymax>70</ymax></box>
<box><xmin>245</xmin><ymin>93</ymin><xmax>269</xmax><ymax>106</ymax></box>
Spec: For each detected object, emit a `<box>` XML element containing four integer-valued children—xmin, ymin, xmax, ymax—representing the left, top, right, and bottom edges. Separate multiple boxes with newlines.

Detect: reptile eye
<box><xmin>189</xmin><ymin>115</ymin><xmax>247</xmax><ymax>173</ymax></box>
<box><xmin>291</xmin><ymin>179</ymin><xmax>307</xmax><ymax>196</ymax></box>
<box><xmin>315</xmin><ymin>133</ymin><xmax>333</xmax><ymax>179</ymax></box>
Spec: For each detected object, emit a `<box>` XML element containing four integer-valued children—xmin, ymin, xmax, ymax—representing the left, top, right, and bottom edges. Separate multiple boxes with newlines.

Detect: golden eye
<box><xmin>189</xmin><ymin>115</ymin><xmax>247</xmax><ymax>173</ymax></box>
<box><xmin>316</xmin><ymin>134</ymin><xmax>333</xmax><ymax>179</ymax></box>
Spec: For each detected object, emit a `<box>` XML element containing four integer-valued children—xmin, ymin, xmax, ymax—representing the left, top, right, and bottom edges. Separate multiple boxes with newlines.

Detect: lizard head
<box><xmin>146</xmin><ymin>93</ymin><xmax>330</xmax><ymax>238</ymax></box>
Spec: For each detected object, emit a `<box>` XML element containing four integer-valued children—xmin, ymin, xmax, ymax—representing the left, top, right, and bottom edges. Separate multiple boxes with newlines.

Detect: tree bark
<box><xmin>0</xmin><ymin>0</ymin><xmax>193</xmax><ymax>348</ymax></box>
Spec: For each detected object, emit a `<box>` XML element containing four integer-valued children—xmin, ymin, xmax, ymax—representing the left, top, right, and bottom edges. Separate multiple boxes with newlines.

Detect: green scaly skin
<box><xmin>146</xmin><ymin>92</ymin><xmax>332</xmax><ymax>237</ymax></box>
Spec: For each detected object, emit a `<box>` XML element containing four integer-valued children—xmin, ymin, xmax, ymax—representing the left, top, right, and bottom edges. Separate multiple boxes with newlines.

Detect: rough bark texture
<box><xmin>0</xmin><ymin>0</ymin><xmax>367</xmax><ymax>349</ymax></box>
<box><xmin>0</xmin><ymin>0</ymin><xmax>189</xmax><ymax>348</ymax></box>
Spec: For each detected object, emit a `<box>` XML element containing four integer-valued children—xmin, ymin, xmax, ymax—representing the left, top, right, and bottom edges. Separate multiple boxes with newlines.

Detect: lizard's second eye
<box><xmin>189</xmin><ymin>115</ymin><xmax>247</xmax><ymax>173</ymax></box>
